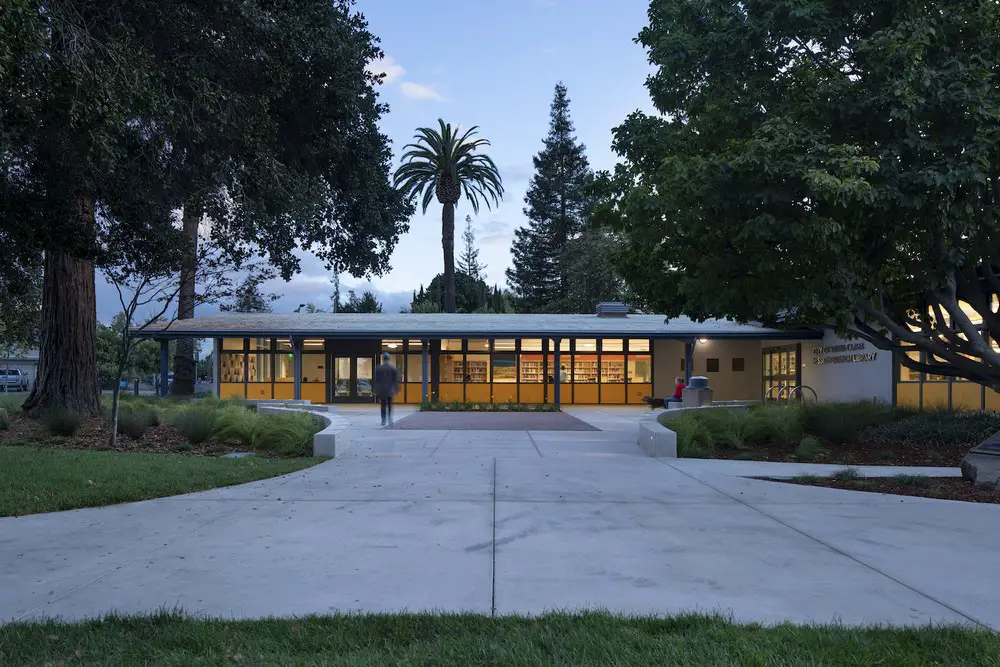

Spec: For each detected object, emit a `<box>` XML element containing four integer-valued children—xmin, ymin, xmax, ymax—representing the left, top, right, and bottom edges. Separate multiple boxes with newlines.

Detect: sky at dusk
<box><xmin>95</xmin><ymin>0</ymin><xmax>658</xmax><ymax>323</ymax></box>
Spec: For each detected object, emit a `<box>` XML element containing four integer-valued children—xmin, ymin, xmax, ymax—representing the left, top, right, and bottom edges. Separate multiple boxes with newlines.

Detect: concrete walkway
<box><xmin>2</xmin><ymin>406</ymin><xmax>997</xmax><ymax>630</ymax></box>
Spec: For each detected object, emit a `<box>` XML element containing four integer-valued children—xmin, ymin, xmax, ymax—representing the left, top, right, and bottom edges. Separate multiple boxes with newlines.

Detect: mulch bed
<box><xmin>712</xmin><ymin>440</ymin><xmax>970</xmax><ymax>467</ymax></box>
<box><xmin>0</xmin><ymin>414</ymin><xmax>244</xmax><ymax>457</ymax></box>
<box><xmin>773</xmin><ymin>476</ymin><xmax>1000</xmax><ymax>504</ymax></box>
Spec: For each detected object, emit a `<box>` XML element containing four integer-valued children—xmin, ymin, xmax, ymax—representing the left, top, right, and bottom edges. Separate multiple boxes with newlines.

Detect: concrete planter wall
<box><xmin>657</xmin><ymin>403</ymin><xmax>752</xmax><ymax>424</ymax></box>
<box><xmin>638</xmin><ymin>416</ymin><xmax>677</xmax><ymax>458</ymax></box>
<box><xmin>255</xmin><ymin>403</ymin><xmax>350</xmax><ymax>458</ymax></box>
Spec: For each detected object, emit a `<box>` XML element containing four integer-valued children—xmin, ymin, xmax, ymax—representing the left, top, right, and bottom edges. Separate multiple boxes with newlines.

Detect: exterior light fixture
<box><xmin>698</xmin><ymin>338</ymin><xmax>709</xmax><ymax>344</ymax></box>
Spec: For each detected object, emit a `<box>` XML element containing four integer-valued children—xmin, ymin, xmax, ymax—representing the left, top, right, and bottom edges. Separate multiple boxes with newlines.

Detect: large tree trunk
<box><xmin>23</xmin><ymin>199</ymin><xmax>101</xmax><ymax>417</ymax></box>
<box><xmin>442</xmin><ymin>202</ymin><xmax>457</xmax><ymax>313</ymax></box>
<box><xmin>171</xmin><ymin>203</ymin><xmax>200</xmax><ymax>395</ymax></box>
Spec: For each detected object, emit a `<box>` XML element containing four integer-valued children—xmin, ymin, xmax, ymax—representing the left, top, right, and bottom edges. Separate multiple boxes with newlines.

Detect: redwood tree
<box><xmin>1</xmin><ymin>1</ymin><xmax>411</xmax><ymax>416</ymax></box>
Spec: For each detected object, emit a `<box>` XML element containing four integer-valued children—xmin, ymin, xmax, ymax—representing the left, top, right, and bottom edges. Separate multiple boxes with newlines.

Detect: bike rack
<box><xmin>787</xmin><ymin>385</ymin><xmax>818</xmax><ymax>403</ymax></box>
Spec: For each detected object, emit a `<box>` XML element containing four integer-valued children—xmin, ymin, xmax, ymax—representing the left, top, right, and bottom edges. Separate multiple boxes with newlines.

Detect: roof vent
<box><xmin>596</xmin><ymin>302</ymin><xmax>628</xmax><ymax>318</ymax></box>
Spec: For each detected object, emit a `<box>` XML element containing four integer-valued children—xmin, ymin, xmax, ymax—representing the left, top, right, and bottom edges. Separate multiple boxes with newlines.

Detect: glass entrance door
<box><xmin>356</xmin><ymin>357</ymin><xmax>374</xmax><ymax>399</ymax></box>
<box><xmin>762</xmin><ymin>345</ymin><xmax>800</xmax><ymax>401</ymax></box>
<box><xmin>333</xmin><ymin>357</ymin><xmax>351</xmax><ymax>398</ymax></box>
<box><xmin>331</xmin><ymin>355</ymin><xmax>376</xmax><ymax>401</ymax></box>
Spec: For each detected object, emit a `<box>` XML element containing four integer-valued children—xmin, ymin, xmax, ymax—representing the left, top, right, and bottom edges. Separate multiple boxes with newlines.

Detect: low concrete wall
<box><xmin>638</xmin><ymin>416</ymin><xmax>677</xmax><ymax>458</ymax></box>
<box><xmin>657</xmin><ymin>403</ymin><xmax>753</xmax><ymax>424</ymax></box>
<box><xmin>255</xmin><ymin>404</ymin><xmax>350</xmax><ymax>458</ymax></box>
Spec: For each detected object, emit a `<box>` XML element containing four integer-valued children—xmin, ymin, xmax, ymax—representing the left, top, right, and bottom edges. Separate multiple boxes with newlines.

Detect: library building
<box><xmin>146</xmin><ymin>304</ymin><xmax>1000</xmax><ymax>411</ymax></box>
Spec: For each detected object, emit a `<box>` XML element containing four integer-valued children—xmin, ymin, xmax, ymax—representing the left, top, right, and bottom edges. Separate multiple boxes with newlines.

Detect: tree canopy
<box><xmin>339</xmin><ymin>290</ymin><xmax>383</xmax><ymax>313</ymax></box>
<box><xmin>457</xmin><ymin>215</ymin><xmax>487</xmax><ymax>282</ymax></box>
<box><xmin>1</xmin><ymin>0</ymin><xmax>411</xmax><ymax>415</ymax></box>
<box><xmin>508</xmin><ymin>83</ymin><xmax>598</xmax><ymax>313</ymax></box>
<box><xmin>597</xmin><ymin>0</ymin><xmax>1000</xmax><ymax>385</ymax></box>
<box><xmin>411</xmin><ymin>273</ymin><xmax>511</xmax><ymax>314</ymax></box>
<box><xmin>221</xmin><ymin>275</ymin><xmax>278</xmax><ymax>314</ymax></box>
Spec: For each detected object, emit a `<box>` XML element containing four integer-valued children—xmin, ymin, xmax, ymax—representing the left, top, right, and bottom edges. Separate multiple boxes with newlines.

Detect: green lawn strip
<box><xmin>0</xmin><ymin>612</ymin><xmax>996</xmax><ymax>666</ymax></box>
<box><xmin>0</xmin><ymin>446</ymin><xmax>321</xmax><ymax>517</ymax></box>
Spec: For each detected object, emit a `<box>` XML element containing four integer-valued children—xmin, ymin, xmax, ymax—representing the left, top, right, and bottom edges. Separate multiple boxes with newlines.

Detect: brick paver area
<box><xmin>386</xmin><ymin>411</ymin><xmax>600</xmax><ymax>431</ymax></box>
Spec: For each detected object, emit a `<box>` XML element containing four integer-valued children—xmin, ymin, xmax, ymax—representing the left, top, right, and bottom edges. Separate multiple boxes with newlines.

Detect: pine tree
<box><xmin>506</xmin><ymin>82</ymin><xmax>594</xmax><ymax>313</ymax></box>
<box><xmin>457</xmin><ymin>215</ymin><xmax>487</xmax><ymax>281</ymax></box>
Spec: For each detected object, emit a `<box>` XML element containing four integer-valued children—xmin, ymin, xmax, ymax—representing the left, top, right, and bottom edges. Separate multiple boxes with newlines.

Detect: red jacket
<box><xmin>673</xmin><ymin>383</ymin><xmax>686</xmax><ymax>400</ymax></box>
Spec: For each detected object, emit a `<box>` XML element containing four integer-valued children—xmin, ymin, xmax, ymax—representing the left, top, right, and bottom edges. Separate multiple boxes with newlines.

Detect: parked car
<box><xmin>0</xmin><ymin>368</ymin><xmax>29</xmax><ymax>392</ymax></box>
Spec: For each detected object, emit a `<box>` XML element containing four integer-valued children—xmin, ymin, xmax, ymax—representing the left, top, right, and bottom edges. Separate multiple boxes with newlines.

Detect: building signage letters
<box><xmin>811</xmin><ymin>342</ymin><xmax>877</xmax><ymax>365</ymax></box>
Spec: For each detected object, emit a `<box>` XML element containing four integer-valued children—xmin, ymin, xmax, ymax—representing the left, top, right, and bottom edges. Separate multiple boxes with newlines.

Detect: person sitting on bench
<box><xmin>664</xmin><ymin>377</ymin><xmax>685</xmax><ymax>406</ymax></box>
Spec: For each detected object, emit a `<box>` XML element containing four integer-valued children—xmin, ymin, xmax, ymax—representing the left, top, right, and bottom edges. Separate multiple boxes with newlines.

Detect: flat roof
<box><xmin>140</xmin><ymin>312</ymin><xmax>821</xmax><ymax>340</ymax></box>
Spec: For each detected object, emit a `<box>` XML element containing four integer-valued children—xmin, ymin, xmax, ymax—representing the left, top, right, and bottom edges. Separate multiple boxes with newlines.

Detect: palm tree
<box><xmin>394</xmin><ymin>120</ymin><xmax>503</xmax><ymax>313</ymax></box>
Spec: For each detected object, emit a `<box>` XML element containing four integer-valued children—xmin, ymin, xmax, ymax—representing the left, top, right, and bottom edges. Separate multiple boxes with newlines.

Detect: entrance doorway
<box><xmin>330</xmin><ymin>355</ymin><xmax>375</xmax><ymax>402</ymax></box>
<box><xmin>762</xmin><ymin>344</ymin><xmax>801</xmax><ymax>400</ymax></box>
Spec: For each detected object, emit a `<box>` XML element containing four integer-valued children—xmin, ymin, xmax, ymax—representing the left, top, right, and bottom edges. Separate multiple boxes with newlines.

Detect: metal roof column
<box><xmin>212</xmin><ymin>338</ymin><xmax>222</xmax><ymax>397</ymax></box>
<box><xmin>553</xmin><ymin>338</ymin><xmax>562</xmax><ymax>409</ymax></box>
<box><xmin>684</xmin><ymin>339</ymin><xmax>695</xmax><ymax>385</ymax></box>
<box><xmin>421</xmin><ymin>341</ymin><xmax>430</xmax><ymax>404</ymax></box>
<box><xmin>159</xmin><ymin>340</ymin><xmax>169</xmax><ymax>397</ymax></box>
<box><xmin>292</xmin><ymin>338</ymin><xmax>303</xmax><ymax>401</ymax></box>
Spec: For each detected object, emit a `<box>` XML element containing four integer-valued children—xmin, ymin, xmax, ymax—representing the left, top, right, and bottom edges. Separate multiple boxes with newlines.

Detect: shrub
<box><xmin>171</xmin><ymin>406</ymin><xmax>218</xmax><ymax>444</ymax></box>
<box><xmin>801</xmin><ymin>401</ymin><xmax>895</xmax><ymax>445</ymax></box>
<box><xmin>672</xmin><ymin>413</ymin><xmax>715</xmax><ymax>458</ymax></box>
<box><xmin>748</xmin><ymin>406</ymin><xmax>803</xmax><ymax>446</ymax></box>
<box><xmin>894</xmin><ymin>474</ymin><xmax>933</xmax><ymax>488</ymax></box>
<box><xmin>829</xmin><ymin>468</ymin><xmax>862</xmax><ymax>481</ymax></box>
<box><xmin>42</xmin><ymin>406</ymin><xmax>83</xmax><ymax>436</ymax></box>
<box><xmin>116</xmin><ymin>404</ymin><xmax>154</xmax><ymax>439</ymax></box>
<box><xmin>0</xmin><ymin>407</ymin><xmax>10</xmax><ymax>430</ymax></box>
<box><xmin>794</xmin><ymin>436</ymin><xmax>826</xmax><ymax>461</ymax></box>
<box><xmin>0</xmin><ymin>394</ymin><xmax>24</xmax><ymax>413</ymax></box>
<box><xmin>255</xmin><ymin>412</ymin><xmax>323</xmax><ymax>457</ymax></box>
<box><xmin>860</xmin><ymin>411</ymin><xmax>1000</xmax><ymax>448</ymax></box>
<box><xmin>716</xmin><ymin>410</ymin><xmax>754</xmax><ymax>450</ymax></box>
<box><xmin>793</xmin><ymin>474</ymin><xmax>824</xmax><ymax>484</ymax></box>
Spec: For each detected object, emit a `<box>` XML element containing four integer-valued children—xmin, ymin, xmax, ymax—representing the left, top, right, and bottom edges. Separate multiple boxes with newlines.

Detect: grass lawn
<box><xmin>1</xmin><ymin>612</ymin><xmax>997</xmax><ymax>666</ymax></box>
<box><xmin>0</xmin><ymin>446</ymin><xmax>321</xmax><ymax>517</ymax></box>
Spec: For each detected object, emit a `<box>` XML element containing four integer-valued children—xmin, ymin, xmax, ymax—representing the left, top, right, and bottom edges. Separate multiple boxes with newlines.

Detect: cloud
<box><xmin>400</xmin><ymin>81</ymin><xmax>446</xmax><ymax>102</ymax></box>
<box><xmin>366</xmin><ymin>55</ymin><xmax>405</xmax><ymax>85</ymax></box>
<box><xmin>499</xmin><ymin>164</ymin><xmax>534</xmax><ymax>184</ymax></box>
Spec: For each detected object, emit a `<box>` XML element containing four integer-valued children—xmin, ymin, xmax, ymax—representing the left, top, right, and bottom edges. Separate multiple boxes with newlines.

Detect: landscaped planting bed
<box><xmin>0</xmin><ymin>396</ymin><xmax>323</xmax><ymax>458</ymax></box>
<box><xmin>768</xmin><ymin>472</ymin><xmax>1000</xmax><ymax>505</ymax></box>
<box><xmin>660</xmin><ymin>402</ymin><xmax>999</xmax><ymax>467</ymax></box>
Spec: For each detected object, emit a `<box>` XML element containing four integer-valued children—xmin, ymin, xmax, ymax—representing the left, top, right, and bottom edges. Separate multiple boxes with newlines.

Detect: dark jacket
<box><xmin>374</xmin><ymin>363</ymin><xmax>400</xmax><ymax>398</ymax></box>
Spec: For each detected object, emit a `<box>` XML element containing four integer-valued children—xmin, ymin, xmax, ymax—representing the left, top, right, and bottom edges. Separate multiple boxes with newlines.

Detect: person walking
<box><xmin>374</xmin><ymin>352</ymin><xmax>400</xmax><ymax>426</ymax></box>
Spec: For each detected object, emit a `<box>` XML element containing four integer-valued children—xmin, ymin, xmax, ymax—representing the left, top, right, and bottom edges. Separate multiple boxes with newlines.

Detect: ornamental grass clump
<box><xmin>42</xmin><ymin>406</ymin><xmax>82</xmax><ymax>437</ymax></box>
<box><xmin>170</xmin><ymin>406</ymin><xmax>218</xmax><ymax>445</ymax></box>
<box><xmin>254</xmin><ymin>412</ymin><xmax>323</xmax><ymax>457</ymax></box>
<box><xmin>116</xmin><ymin>404</ymin><xmax>156</xmax><ymax>439</ymax></box>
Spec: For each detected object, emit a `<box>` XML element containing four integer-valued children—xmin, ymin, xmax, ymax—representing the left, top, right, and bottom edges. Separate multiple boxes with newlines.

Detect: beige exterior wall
<box><xmin>653</xmin><ymin>339</ymin><xmax>763</xmax><ymax>401</ymax></box>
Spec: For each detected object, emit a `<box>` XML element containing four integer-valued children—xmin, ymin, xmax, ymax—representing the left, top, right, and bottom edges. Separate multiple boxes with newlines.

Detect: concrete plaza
<box><xmin>2</xmin><ymin>406</ymin><xmax>997</xmax><ymax>629</ymax></box>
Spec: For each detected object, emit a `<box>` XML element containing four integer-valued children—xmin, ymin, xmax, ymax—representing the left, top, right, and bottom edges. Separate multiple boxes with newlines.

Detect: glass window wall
<box><xmin>465</xmin><ymin>354</ymin><xmax>490</xmax><ymax>382</ymax></box>
<box><xmin>628</xmin><ymin>354</ymin><xmax>652</xmax><ymax>383</ymax></box>
<box><xmin>520</xmin><ymin>354</ymin><xmax>545</xmax><ymax>383</ymax></box>
<box><xmin>302</xmin><ymin>354</ymin><xmax>325</xmax><ymax>383</ymax></box>
<box><xmin>493</xmin><ymin>354</ymin><xmax>516</xmax><ymax>382</ymax></box>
